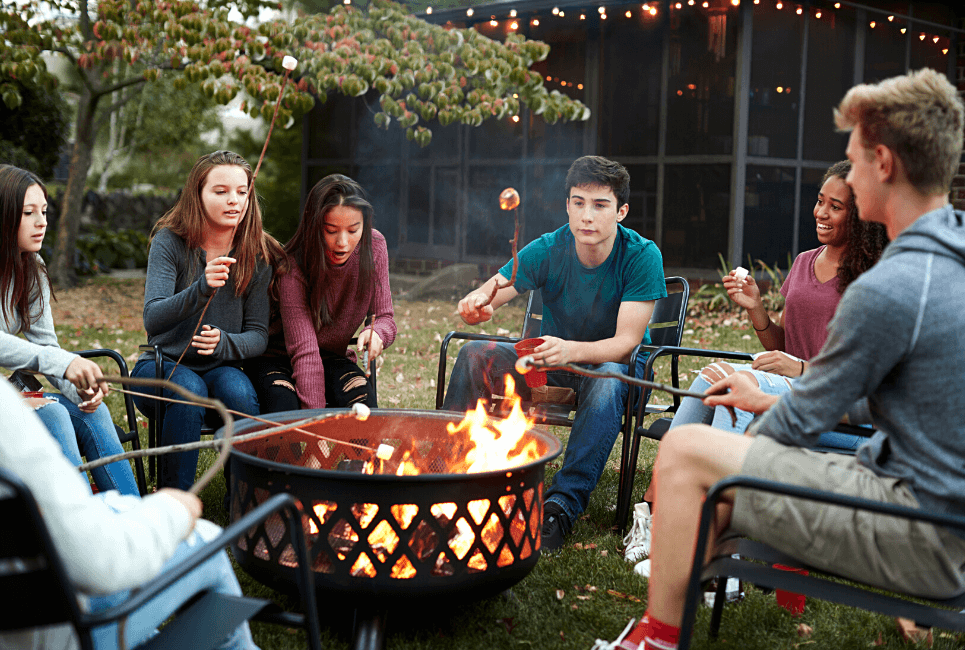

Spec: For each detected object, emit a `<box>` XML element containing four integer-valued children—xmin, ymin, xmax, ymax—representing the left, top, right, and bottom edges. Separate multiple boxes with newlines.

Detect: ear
<box><xmin>616</xmin><ymin>202</ymin><xmax>629</xmax><ymax>222</ymax></box>
<box><xmin>874</xmin><ymin>144</ymin><xmax>897</xmax><ymax>183</ymax></box>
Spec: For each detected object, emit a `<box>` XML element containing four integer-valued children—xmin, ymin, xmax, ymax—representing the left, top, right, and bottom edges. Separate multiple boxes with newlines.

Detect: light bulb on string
<box><xmin>510</xmin><ymin>9</ymin><xmax>517</xmax><ymax>17</ymax></box>
<box><xmin>933</xmin><ymin>36</ymin><xmax>940</xmax><ymax>43</ymax></box>
<box><xmin>919</xmin><ymin>33</ymin><xmax>926</xmax><ymax>40</ymax></box>
<box><xmin>426</xmin><ymin>6</ymin><xmax>432</xmax><ymax>13</ymax></box>
<box><xmin>490</xmin><ymin>16</ymin><xmax>497</xmax><ymax>26</ymax></box>
<box><xmin>466</xmin><ymin>8</ymin><xmax>473</xmax><ymax>16</ymax></box>
<box><xmin>815</xmin><ymin>10</ymin><xmax>821</xmax><ymax>18</ymax></box>
<box><xmin>900</xmin><ymin>28</ymin><xmax>906</xmax><ymax>34</ymax></box>
<box><xmin>532</xmin><ymin>17</ymin><xmax>540</xmax><ymax>24</ymax></box>
<box><xmin>552</xmin><ymin>6</ymin><xmax>560</xmax><ymax>13</ymax></box>
<box><xmin>796</xmin><ymin>5</ymin><xmax>802</xmax><ymax>14</ymax></box>
<box><xmin>626</xmin><ymin>10</ymin><xmax>632</xmax><ymax>17</ymax></box>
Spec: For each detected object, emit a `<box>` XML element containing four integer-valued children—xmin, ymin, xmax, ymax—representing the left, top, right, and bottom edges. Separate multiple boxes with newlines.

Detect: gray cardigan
<box><xmin>139</xmin><ymin>228</ymin><xmax>271</xmax><ymax>372</ymax></box>
<box><xmin>1</xmin><ymin>257</ymin><xmax>81</xmax><ymax>404</ymax></box>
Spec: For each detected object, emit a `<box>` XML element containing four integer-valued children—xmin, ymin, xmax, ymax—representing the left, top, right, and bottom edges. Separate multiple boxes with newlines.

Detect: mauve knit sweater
<box><xmin>278</xmin><ymin>229</ymin><xmax>396</xmax><ymax>409</ymax></box>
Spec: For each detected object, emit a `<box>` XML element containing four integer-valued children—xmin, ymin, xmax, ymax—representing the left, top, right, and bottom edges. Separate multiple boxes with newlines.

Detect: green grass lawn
<box><xmin>50</xmin><ymin>277</ymin><xmax>961</xmax><ymax>649</ymax></box>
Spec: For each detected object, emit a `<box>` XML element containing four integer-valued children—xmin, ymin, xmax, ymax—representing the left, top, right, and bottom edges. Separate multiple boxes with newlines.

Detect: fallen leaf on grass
<box><xmin>556</xmin><ymin>589</ymin><xmax>565</xmax><ymax>600</ymax></box>
<box><xmin>600</xmin><ymin>550</ymin><xmax>608</xmax><ymax>557</ymax></box>
<box><xmin>577</xmin><ymin>595</ymin><xmax>591</xmax><ymax>601</ymax></box>
<box><xmin>496</xmin><ymin>617</ymin><xmax>517</xmax><ymax>634</ymax></box>
<box><xmin>896</xmin><ymin>618</ymin><xmax>933</xmax><ymax>647</ymax></box>
<box><xmin>571</xmin><ymin>603</ymin><xmax>579</xmax><ymax>610</ymax></box>
<box><xmin>796</xmin><ymin>623</ymin><xmax>813</xmax><ymax>638</ymax></box>
<box><xmin>873</xmin><ymin>632</ymin><xmax>884</xmax><ymax>646</ymax></box>
<box><xmin>607</xmin><ymin>589</ymin><xmax>642</xmax><ymax>603</ymax></box>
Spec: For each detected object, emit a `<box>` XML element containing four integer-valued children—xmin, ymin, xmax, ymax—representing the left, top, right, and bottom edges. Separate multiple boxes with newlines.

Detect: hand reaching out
<box><xmin>158</xmin><ymin>488</ymin><xmax>203</xmax><ymax>522</ymax></box>
<box><xmin>192</xmin><ymin>325</ymin><xmax>221</xmax><ymax>355</ymax></box>
<box><xmin>356</xmin><ymin>328</ymin><xmax>384</xmax><ymax>360</ymax></box>
<box><xmin>64</xmin><ymin>356</ymin><xmax>110</xmax><ymax>397</ymax></box>
<box><xmin>702</xmin><ymin>370</ymin><xmax>779</xmax><ymax>415</ymax></box>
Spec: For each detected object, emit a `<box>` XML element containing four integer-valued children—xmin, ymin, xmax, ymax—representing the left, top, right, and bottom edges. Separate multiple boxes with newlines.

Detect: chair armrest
<box><xmin>84</xmin><ymin>493</ymin><xmax>306</xmax><ymax>625</ymax></box>
<box><xmin>435</xmin><ymin>331</ymin><xmax>520</xmax><ymax>409</ymax></box>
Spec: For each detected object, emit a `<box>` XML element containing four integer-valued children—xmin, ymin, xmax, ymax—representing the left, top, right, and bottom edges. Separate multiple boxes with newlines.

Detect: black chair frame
<box><xmin>679</xmin><ymin>475</ymin><xmax>965</xmax><ymax>650</ymax></box>
<box><xmin>0</xmin><ymin>467</ymin><xmax>322</xmax><ymax>650</ymax></box>
<box><xmin>78</xmin><ymin>348</ymin><xmax>148</xmax><ymax>496</ymax></box>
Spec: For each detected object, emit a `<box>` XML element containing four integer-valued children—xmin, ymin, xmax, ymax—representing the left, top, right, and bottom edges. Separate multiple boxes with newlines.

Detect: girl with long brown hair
<box><xmin>131</xmin><ymin>151</ymin><xmax>272</xmax><ymax>490</ymax></box>
<box><xmin>0</xmin><ymin>164</ymin><xmax>138</xmax><ymax>495</ymax></box>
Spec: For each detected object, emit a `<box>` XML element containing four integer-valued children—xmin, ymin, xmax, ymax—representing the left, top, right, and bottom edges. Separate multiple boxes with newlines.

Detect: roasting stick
<box><xmin>478</xmin><ymin>188</ymin><xmax>521</xmax><ymax>309</ymax></box>
<box><xmin>166</xmin><ymin>55</ymin><xmax>299</xmax><ymax>382</ymax></box>
<box><xmin>79</xmin><ymin>385</ymin><xmax>387</xmax><ymax>473</ymax></box>
<box><xmin>515</xmin><ymin>356</ymin><xmax>739</xmax><ymax>427</ymax></box>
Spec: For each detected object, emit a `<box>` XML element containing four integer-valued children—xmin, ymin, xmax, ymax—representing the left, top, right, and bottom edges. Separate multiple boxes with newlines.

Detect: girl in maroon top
<box><xmin>247</xmin><ymin>174</ymin><xmax>395</xmax><ymax>412</ymax></box>
<box><xmin>664</xmin><ymin>161</ymin><xmax>887</xmax><ymax>438</ymax></box>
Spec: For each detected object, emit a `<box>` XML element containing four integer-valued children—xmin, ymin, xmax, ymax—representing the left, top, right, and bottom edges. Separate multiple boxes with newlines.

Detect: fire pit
<box><xmin>226</xmin><ymin>405</ymin><xmax>562</xmax><ymax>648</ymax></box>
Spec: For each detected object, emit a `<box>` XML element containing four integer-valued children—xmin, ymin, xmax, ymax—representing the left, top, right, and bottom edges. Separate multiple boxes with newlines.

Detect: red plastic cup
<box><xmin>513</xmin><ymin>337</ymin><xmax>547</xmax><ymax>387</ymax></box>
<box><xmin>773</xmin><ymin>564</ymin><xmax>808</xmax><ymax>615</ymax></box>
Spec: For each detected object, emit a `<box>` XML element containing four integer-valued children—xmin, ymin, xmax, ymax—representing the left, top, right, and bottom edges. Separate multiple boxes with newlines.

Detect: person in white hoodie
<box><xmin>0</xmin><ymin>379</ymin><xmax>258</xmax><ymax>650</ymax></box>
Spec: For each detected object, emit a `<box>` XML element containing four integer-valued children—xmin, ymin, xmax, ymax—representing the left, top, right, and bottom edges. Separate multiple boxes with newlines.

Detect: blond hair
<box><xmin>833</xmin><ymin>68</ymin><xmax>964</xmax><ymax>195</ymax></box>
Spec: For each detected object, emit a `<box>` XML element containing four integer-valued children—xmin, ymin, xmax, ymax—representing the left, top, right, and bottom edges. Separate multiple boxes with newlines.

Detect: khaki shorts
<box><xmin>730</xmin><ymin>436</ymin><xmax>965</xmax><ymax>599</ymax></box>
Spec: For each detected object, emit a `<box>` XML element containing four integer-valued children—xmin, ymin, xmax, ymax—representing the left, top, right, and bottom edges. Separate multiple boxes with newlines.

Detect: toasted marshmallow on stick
<box><xmin>282</xmin><ymin>55</ymin><xmax>298</xmax><ymax>71</ymax></box>
<box><xmin>733</xmin><ymin>266</ymin><xmax>749</xmax><ymax>283</ymax></box>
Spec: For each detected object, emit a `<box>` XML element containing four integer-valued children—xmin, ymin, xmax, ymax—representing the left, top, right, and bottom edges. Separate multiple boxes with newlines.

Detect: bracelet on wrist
<box><xmin>800</xmin><ymin>360</ymin><xmax>806</xmax><ymax>375</ymax></box>
<box><xmin>753</xmin><ymin>320</ymin><xmax>771</xmax><ymax>332</ymax></box>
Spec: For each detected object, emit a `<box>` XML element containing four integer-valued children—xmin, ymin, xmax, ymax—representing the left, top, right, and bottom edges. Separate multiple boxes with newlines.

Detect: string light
<box><xmin>559</xmin><ymin>11</ymin><xmax>564</xmax><ymax>16</ymax></box>
<box><xmin>649</xmin><ymin>6</ymin><xmax>657</xmax><ymax>14</ymax></box>
<box><xmin>490</xmin><ymin>16</ymin><xmax>497</xmax><ymax>26</ymax></box>
<box><xmin>466</xmin><ymin>7</ymin><xmax>473</xmax><ymax>16</ymax></box>
<box><xmin>510</xmin><ymin>9</ymin><xmax>517</xmax><ymax>17</ymax></box>
<box><xmin>919</xmin><ymin>33</ymin><xmax>926</xmax><ymax>40</ymax></box>
<box><xmin>677</xmin><ymin>90</ymin><xmax>683</xmax><ymax>96</ymax></box>
<box><xmin>933</xmin><ymin>35</ymin><xmax>940</xmax><ymax>43</ymax></box>
<box><xmin>426</xmin><ymin>6</ymin><xmax>432</xmax><ymax>13</ymax></box>
<box><xmin>688</xmin><ymin>0</ymin><xmax>695</xmax><ymax>4</ymax></box>
<box><xmin>512</xmin><ymin>115</ymin><xmax>520</xmax><ymax>122</ymax></box>
<box><xmin>869</xmin><ymin>21</ymin><xmax>875</xmax><ymax>28</ymax></box>
<box><xmin>777</xmin><ymin>86</ymin><xmax>784</xmax><ymax>93</ymax></box>
<box><xmin>731</xmin><ymin>0</ymin><xmax>739</xmax><ymax>5</ymax></box>
<box><xmin>775</xmin><ymin>1</ymin><xmax>782</xmax><ymax>9</ymax></box>
<box><xmin>796</xmin><ymin>5</ymin><xmax>802</xmax><ymax>14</ymax></box>
<box><xmin>887</xmin><ymin>15</ymin><xmax>894</xmax><ymax>21</ymax></box>
<box><xmin>598</xmin><ymin>6</ymin><xmax>605</xmax><ymax>13</ymax></box>
<box><xmin>532</xmin><ymin>17</ymin><xmax>539</xmax><ymax>25</ymax></box>
<box><xmin>674</xmin><ymin>2</ymin><xmax>681</xmax><ymax>8</ymax></box>
<box><xmin>626</xmin><ymin>10</ymin><xmax>632</xmax><ymax>17</ymax></box>
<box><xmin>943</xmin><ymin>48</ymin><xmax>949</xmax><ymax>55</ymax></box>
<box><xmin>643</xmin><ymin>3</ymin><xmax>650</xmax><ymax>9</ymax></box>
<box><xmin>552</xmin><ymin>6</ymin><xmax>559</xmax><ymax>14</ymax></box>
<box><xmin>815</xmin><ymin>10</ymin><xmax>821</xmax><ymax>18</ymax></box>
<box><xmin>578</xmin><ymin>83</ymin><xmax>583</xmax><ymax>89</ymax></box>
<box><xmin>580</xmin><ymin>13</ymin><xmax>586</xmax><ymax>19</ymax></box>
<box><xmin>601</xmin><ymin>12</ymin><xmax>607</xmax><ymax>19</ymax></box>
<box><xmin>834</xmin><ymin>2</ymin><xmax>840</xmax><ymax>7</ymax></box>
<box><xmin>510</xmin><ymin>20</ymin><xmax>518</xmax><ymax>28</ymax></box>
<box><xmin>703</xmin><ymin>1</ymin><xmax>709</xmax><ymax>6</ymax></box>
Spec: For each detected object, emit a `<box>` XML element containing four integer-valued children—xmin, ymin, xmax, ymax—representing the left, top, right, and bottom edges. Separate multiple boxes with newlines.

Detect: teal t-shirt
<box><xmin>498</xmin><ymin>224</ymin><xmax>666</xmax><ymax>345</ymax></box>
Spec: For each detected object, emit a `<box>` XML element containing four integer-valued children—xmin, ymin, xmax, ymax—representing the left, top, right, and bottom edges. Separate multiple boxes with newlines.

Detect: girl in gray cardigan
<box><xmin>131</xmin><ymin>151</ymin><xmax>274</xmax><ymax>491</ymax></box>
<box><xmin>0</xmin><ymin>164</ymin><xmax>138</xmax><ymax>495</ymax></box>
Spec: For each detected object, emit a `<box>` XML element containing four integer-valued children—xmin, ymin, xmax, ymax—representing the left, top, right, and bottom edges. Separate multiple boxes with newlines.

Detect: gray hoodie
<box><xmin>752</xmin><ymin>204</ymin><xmax>965</xmax><ymax>522</ymax></box>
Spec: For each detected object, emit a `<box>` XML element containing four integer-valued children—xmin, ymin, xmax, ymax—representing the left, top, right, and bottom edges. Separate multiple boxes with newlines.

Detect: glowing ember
<box><xmin>499</xmin><ymin>187</ymin><xmax>520</xmax><ymax>211</ymax></box>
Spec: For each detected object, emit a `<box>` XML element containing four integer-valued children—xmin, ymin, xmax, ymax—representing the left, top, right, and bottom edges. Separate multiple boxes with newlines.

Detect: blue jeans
<box><xmin>131</xmin><ymin>361</ymin><xmax>259</xmax><ymax>491</ymax></box>
<box><xmin>88</xmin><ymin>518</ymin><xmax>257</xmax><ymax>650</ymax></box>
<box><xmin>442</xmin><ymin>340</ymin><xmax>645</xmax><ymax>522</ymax></box>
<box><xmin>34</xmin><ymin>394</ymin><xmax>139</xmax><ymax>496</ymax></box>
<box><xmin>668</xmin><ymin>365</ymin><xmax>866</xmax><ymax>450</ymax></box>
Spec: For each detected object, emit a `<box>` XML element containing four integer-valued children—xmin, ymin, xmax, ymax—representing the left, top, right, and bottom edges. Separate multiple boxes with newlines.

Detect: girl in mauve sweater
<box><xmin>249</xmin><ymin>174</ymin><xmax>395</xmax><ymax>411</ymax></box>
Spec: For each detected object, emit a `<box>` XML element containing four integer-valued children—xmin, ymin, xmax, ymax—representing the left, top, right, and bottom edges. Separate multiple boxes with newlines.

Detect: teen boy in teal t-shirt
<box><xmin>442</xmin><ymin>156</ymin><xmax>666</xmax><ymax>551</ymax></box>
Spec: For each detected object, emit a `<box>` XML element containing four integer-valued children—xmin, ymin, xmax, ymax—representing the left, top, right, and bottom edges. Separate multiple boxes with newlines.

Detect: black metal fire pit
<box><xmin>226</xmin><ymin>408</ymin><xmax>562</xmax><ymax>649</ymax></box>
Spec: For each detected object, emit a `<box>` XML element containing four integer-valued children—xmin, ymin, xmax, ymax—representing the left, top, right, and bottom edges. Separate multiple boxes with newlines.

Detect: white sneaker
<box><xmin>623</xmin><ymin>502</ymin><xmax>652</xmax><ymax>564</ymax></box>
<box><xmin>703</xmin><ymin>578</ymin><xmax>744</xmax><ymax>607</ymax></box>
<box><xmin>633</xmin><ymin>558</ymin><xmax>651</xmax><ymax>577</ymax></box>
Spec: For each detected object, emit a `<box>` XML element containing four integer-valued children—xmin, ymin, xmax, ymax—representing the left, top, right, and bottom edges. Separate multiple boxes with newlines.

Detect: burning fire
<box><xmin>308</xmin><ymin>376</ymin><xmax>541</xmax><ymax>579</ymax></box>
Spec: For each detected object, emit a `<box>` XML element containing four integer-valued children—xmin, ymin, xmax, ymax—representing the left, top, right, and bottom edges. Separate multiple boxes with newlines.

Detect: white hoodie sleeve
<box><xmin>0</xmin><ymin>381</ymin><xmax>194</xmax><ymax>594</ymax></box>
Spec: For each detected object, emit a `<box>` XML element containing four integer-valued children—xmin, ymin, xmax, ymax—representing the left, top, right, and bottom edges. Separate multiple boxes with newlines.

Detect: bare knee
<box><xmin>657</xmin><ymin>425</ymin><xmax>750</xmax><ymax>487</ymax></box>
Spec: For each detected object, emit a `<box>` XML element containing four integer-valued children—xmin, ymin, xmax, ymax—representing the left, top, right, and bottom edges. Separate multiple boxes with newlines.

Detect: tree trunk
<box><xmin>50</xmin><ymin>87</ymin><xmax>99</xmax><ymax>288</ymax></box>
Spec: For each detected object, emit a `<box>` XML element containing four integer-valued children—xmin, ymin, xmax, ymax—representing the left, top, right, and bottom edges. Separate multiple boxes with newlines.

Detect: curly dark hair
<box><xmin>822</xmin><ymin>160</ymin><xmax>889</xmax><ymax>293</ymax></box>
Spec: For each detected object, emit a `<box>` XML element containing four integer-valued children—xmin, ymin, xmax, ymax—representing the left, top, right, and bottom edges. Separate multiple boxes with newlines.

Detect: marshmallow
<box><xmin>282</xmin><ymin>55</ymin><xmax>298</xmax><ymax>71</ymax></box>
<box><xmin>514</xmin><ymin>355</ymin><xmax>534</xmax><ymax>375</ymax></box>
<box><xmin>733</xmin><ymin>266</ymin><xmax>749</xmax><ymax>283</ymax></box>
<box><xmin>351</xmin><ymin>402</ymin><xmax>370</xmax><ymax>421</ymax></box>
<box><xmin>376</xmin><ymin>443</ymin><xmax>394</xmax><ymax>460</ymax></box>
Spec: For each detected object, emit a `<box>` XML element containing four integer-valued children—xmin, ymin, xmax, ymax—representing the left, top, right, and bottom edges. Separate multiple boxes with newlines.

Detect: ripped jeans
<box><xmin>34</xmin><ymin>394</ymin><xmax>140</xmax><ymax>496</ymax></box>
<box><xmin>668</xmin><ymin>364</ymin><xmax>865</xmax><ymax>451</ymax></box>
